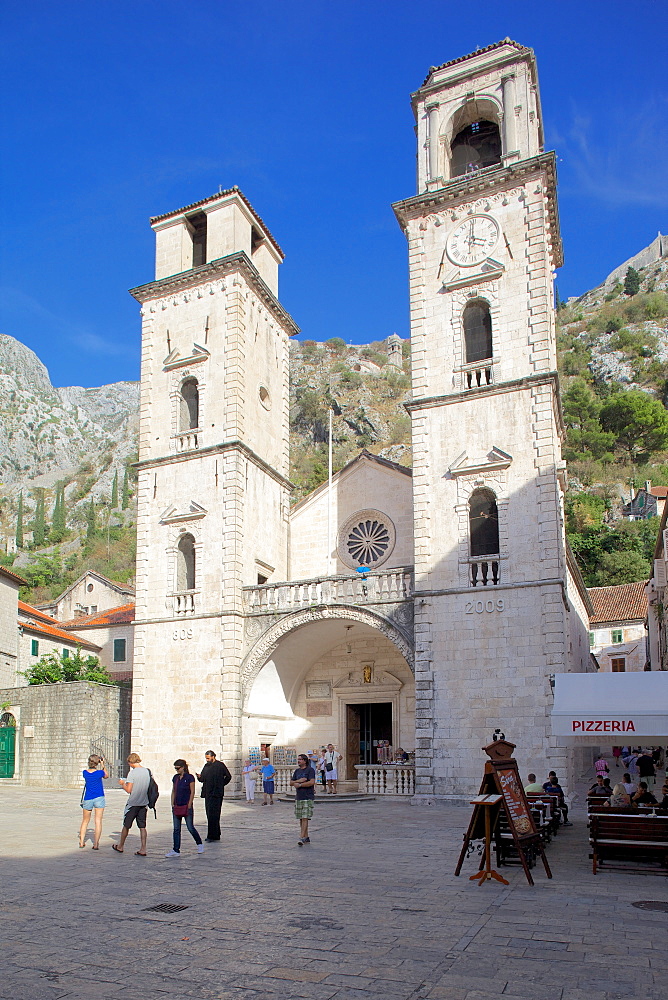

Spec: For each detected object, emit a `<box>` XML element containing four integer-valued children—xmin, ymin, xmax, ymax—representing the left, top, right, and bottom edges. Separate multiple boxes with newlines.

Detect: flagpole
<box><xmin>328</xmin><ymin>407</ymin><xmax>333</xmax><ymax>572</ymax></box>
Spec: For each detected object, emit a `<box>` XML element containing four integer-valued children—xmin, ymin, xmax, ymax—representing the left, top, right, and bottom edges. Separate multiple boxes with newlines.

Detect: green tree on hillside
<box><xmin>15</xmin><ymin>492</ymin><xmax>23</xmax><ymax>548</ymax></box>
<box><xmin>32</xmin><ymin>489</ymin><xmax>46</xmax><ymax>547</ymax></box>
<box><xmin>111</xmin><ymin>469</ymin><xmax>118</xmax><ymax>508</ymax></box>
<box><xmin>86</xmin><ymin>499</ymin><xmax>96</xmax><ymax>540</ymax></box>
<box><xmin>599</xmin><ymin>391</ymin><xmax>668</xmax><ymax>463</ymax></box>
<box><xmin>624</xmin><ymin>266</ymin><xmax>640</xmax><ymax>296</ymax></box>
<box><xmin>50</xmin><ymin>482</ymin><xmax>66</xmax><ymax>542</ymax></box>
<box><xmin>121</xmin><ymin>468</ymin><xmax>131</xmax><ymax>509</ymax></box>
<box><xmin>562</xmin><ymin>379</ymin><xmax>615</xmax><ymax>462</ymax></box>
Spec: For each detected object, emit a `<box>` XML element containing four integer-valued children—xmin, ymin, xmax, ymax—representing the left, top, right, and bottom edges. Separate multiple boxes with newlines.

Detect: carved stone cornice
<box><xmin>128</xmin><ymin>251</ymin><xmax>300</xmax><ymax>337</ymax></box>
<box><xmin>135</xmin><ymin>438</ymin><xmax>294</xmax><ymax>491</ymax></box>
<box><xmin>392</xmin><ymin>152</ymin><xmax>562</xmax><ymax>267</ymax></box>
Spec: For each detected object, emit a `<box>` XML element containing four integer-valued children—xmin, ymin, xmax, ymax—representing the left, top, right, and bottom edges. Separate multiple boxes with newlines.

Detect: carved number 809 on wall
<box><xmin>465</xmin><ymin>599</ymin><xmax>505</xmax><ymax>614</ymax></box>
<box><xmin>173</xmin><ymin>628</ymin><xmax>194</xmax><ymax>640</ymax></box>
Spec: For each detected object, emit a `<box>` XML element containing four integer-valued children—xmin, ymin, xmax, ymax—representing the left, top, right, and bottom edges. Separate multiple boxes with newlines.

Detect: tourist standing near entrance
<box><xmin>290</xmin><ymin>753</ymin><xmax>316</xmax><ymax>845</ymax></box>
<box><xmin>196</xmin><ymin>750</ymin><xmax>231</xmax><ymax>842</ymax></box>
<box><xmin>261</xmin><ymin>758</ymin><xmax>276</xmax><ymax>805</ymax></box>
<box><xmin>242</xmin><ymin>759</ymin><xmax>259</xmax><ymax>802</ymax></box>
<box><xmin>79</xmin><ymin>754</ymin><xmax>108</xmax><ymax>849</ymax></box>
<box><xmin>113</xmin><ymin>753</ymin><xmax>150</xmax><ymax>855</ymax></box>
<box><xmin>324</xmin><ymin>744</ymin><xmax>343</xmax><ymax>794</ymax></box>
<box><xmin>166</xmin><ymin>759</ymin><xmax>204</xmax><ymax>857</ymax></box>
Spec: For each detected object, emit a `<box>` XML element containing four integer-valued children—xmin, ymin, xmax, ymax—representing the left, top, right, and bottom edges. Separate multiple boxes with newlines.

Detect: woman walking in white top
<box><xmin>323</xmin><ymin>743</ymin><xmax>343</xmax><ymax>794</ymax></box>
<box><xmin>242</xmin><ymin>759</ymin><xmax>258</xmax><ymax>802</ymax></box>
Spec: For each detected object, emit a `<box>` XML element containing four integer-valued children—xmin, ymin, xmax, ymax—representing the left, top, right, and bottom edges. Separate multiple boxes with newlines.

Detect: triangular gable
<box><xmin>448</xmin><ymin>446</ymin><xmax>512</xmax><ymax>478</ymax></box>
<box><xmin>160</xmin><ymin>501</ymin><xmax>208</xmax><ymax>524</ymax></box>
<box><xmin>291</xmin><ymin>450</ymin><xmax>411</xmax><ymax>514</ymax></box>
<box><xmin>163</xmin><ymin>343</ymin><xmax>210</xmax><ymax>371</ymax></box>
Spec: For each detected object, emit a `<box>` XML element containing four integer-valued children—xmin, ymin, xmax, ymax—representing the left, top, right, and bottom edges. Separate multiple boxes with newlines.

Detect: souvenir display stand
<box><xmin>455</xmin><ymin>739</ymin><xmax>553</xmax><ymax>887</ymax></box>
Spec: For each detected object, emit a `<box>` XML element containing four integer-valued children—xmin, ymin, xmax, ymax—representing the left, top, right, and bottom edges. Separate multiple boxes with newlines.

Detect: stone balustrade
<box><xmin>242</xmin><ymin>567</ymin><xmax>414</xmax><ymax>614</ymax></box>
<box><xmin>174</xmin><ymin>429</ymin><xmax>199</xmax><ymax>452</ymax></box>
<box><xmin>356</xmin><ymin>764</ymin><xmax>415</xmax><ymax>796</ymax></box>
<box><xmin>173</xmin><ymin>591</ymin><xmax>196</xmax><ymax>615</ymax></box>
<box><xmin>469</xmin><ymin>557</ymin><xmax>500</xmax><ymax>587</ymax></box>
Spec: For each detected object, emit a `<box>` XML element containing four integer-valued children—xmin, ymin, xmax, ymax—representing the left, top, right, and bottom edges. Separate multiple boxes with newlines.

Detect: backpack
<box><xmin>147</xmin><ymin>769</ymin><xmax>160</xmax><ymax>818</ymax></box>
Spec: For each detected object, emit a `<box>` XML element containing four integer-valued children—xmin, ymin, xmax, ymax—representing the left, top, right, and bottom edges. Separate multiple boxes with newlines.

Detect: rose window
<box><xmin>338</xmin><ymin>510</ymin><xmax>396</xmax><ymax>570</ymax></box>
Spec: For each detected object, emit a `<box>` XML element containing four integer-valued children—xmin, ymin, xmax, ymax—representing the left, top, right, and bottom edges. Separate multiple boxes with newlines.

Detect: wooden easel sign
<box><xmin>455</xmin><ymin>738</ymin><xmax>553</xmax><ymax>887</ymax></box>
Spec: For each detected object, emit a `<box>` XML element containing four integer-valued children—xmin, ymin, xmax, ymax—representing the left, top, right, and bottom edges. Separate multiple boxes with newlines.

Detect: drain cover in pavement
<box><xmin>632</xmin><ymin>901</ymin><xmax>668</xmax><ymax>912</ymax></box>
<box><xmin>144</xmin><ymin>903</ymin><xmax>190</xmax><ymax>913</ymax></box>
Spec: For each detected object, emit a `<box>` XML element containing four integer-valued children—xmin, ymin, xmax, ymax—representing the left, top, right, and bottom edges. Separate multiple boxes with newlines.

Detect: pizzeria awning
<box><xmin>552</xmin><ymin>672</ymin><xmax>668</xmax><ymax>740</ymax></box>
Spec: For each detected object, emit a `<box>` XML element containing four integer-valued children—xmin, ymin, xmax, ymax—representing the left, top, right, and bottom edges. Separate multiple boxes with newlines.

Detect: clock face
<box><xmin>446</xmin><ymin>214</ymin><xmax>500</xmax><ymax>267</ymax></box>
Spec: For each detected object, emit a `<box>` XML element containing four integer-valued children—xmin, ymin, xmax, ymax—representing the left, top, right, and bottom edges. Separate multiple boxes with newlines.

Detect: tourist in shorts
<box><xmin>113</xmin><ymin>752</ymin><xmax>150</xmax><ymax>856</ymax></box>
<box><xmin>290</xmin><ymin>753</ymin><xmax>316</xmax><ymax>845</ymax></box>
<box><xmin>79</xmin><ymin>753</ymin><xmax>109</xmax><ymax>850</ymax></box>
<box><xmin>261</xmin><ymin>757</ymin><xmax>276</xmax><ymax>805</ymax></box>
<box><xmin>323</xmin><ymin>743</ymin><xmax>343</xmax><ymax>794</ymax></box>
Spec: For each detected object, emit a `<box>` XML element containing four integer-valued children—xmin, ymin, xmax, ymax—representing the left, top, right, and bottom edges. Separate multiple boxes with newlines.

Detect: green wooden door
<box><xmin>0</xmin><ymin>726</ymin><xmax>16</xmax><ymax>778</ymax></box>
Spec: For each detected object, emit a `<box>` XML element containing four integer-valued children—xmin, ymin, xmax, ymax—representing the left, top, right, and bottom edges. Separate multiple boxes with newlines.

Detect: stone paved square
<box><xmin>1</xmin><ymin>786</ymin><xmax>667</xmax><ymax>1000</ymax></box>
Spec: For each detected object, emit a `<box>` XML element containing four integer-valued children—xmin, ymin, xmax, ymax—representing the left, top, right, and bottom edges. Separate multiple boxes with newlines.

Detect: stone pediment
<box><xmin>159</xmin><ymin>501</ymin><xmax>208</xmax><ymax>524</ymax></box>
<box><xmin>441</xmin><ymin>257</ymin><xmax>505</xmax><ymax>292</ymax></box>
<box><xmin>163</xmin><ymin>343</ymin><xmax>210</xmax><ymax>371</ymax></box>
<box><xmin>333</xmin><ymin>669</ymin><xmax>403</xmax><ymax>691</ymax></box>
<box><xmin>447</xmin><ymin>446</ymin><xmax>512</xmax><ymax>478</ymax></box>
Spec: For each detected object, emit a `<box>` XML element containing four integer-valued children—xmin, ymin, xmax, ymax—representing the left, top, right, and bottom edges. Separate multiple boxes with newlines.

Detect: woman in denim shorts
<box><xmin>79</xmin><ymin>754</ymin><xmax>109</xmax><ymax>849</ymax></box>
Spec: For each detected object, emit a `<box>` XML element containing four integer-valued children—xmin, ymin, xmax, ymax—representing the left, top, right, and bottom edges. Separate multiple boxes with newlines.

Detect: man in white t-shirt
<box><xmin>324</xmin><ymin>744</ymin><xmax>343</xmax><ymax>794</ymax></box>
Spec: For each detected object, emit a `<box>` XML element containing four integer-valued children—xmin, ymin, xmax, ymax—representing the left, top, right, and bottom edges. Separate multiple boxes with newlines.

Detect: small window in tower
<box><xmin>257</xmin><ymin>574</ymin><xmax>268</xmax><ymax>585</ymax></box>
<box><xmin>469</xmin><ymin>489</ymin><xmax>499</xmax><ymax>557</ymax></box>
<box><xmin>177</xmin><ymin>533</ymin><xmax>196</xmax><ymax>591</ymax></box>
<box><xmin>451</xmin><ymin>119</ymin><xmax>502</xmax><ymax>177</ymax></box>
<box><xmin>463</xmin><ymin>300</ymin><xmax>492</xmax><ymax>365</ymax></box>
<box><xmin>251</xmin><ymin>225</ymin><xmax>264</xmax><ymax>256</ymax></box>
<box><xmin>180</xmin><ymin>379</ymin><xmax>199</xmax><ymax>431</ymax></box>
<box><xmin>188</xmin><ymin>212</ymin><xmax>207</xmax><ymax>268</ymax></box>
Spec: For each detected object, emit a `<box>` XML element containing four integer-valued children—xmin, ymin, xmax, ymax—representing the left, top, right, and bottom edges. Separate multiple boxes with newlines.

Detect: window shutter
<box><xmin>655</xmin><ymin>558</ymin><xmax>667</xmax><ymax>588</ymax></box>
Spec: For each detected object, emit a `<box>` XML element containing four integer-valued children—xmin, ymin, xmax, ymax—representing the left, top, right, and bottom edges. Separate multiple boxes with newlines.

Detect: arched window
<box><xmin>176</xmin><ymin>533</ymin><xmax>196</xmax><ymax>591</ymax></box>
<box><xmin>463</xmin><ymin>300</ymin><xmax>492</xmax><ymax>366</ymax></box>
<box><xmin>469</xmin><ymin>490</ymin><xmax>499</xmax><ymax>557</ymax></box>
<box><xmin>451</xmin><ymin>119</ymin><xmax>502</xmax><ymax>178</ymax></box>
<box><xmin>179</xmin><ymin>379</ymin><xmax>199</xmax><ymax>431</ymax></box>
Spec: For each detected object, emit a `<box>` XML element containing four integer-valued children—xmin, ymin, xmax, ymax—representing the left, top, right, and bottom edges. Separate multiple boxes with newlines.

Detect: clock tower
<box><xmin>393</xmin><ymin>40</ymin><xmax>588</xmax><ymax>799</ymax></box>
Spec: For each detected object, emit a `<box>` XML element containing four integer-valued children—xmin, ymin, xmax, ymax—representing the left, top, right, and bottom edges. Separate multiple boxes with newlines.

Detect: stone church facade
<box><xmin>129</xmin><ymin>40</ymin><xmax>590</xmax><ymax>799</ymax></box>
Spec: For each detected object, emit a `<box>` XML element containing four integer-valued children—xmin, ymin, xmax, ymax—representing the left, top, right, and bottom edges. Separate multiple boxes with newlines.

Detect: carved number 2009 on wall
<box><xmin>465</xmin><ymin>599</ymin><xmax>505</xmax><ymax>614</ymax></box>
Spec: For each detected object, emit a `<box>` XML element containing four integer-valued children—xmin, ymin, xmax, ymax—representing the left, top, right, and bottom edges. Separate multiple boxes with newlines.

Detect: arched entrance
<box><xmin>0</xmin><ymin>712</ymin><xmax>17</xmax><ymax>779</ymax></box>
<box><xmin>241</xmin><ymin>606</ymin><xmax>414</xmax><ymax>780</ymax></box>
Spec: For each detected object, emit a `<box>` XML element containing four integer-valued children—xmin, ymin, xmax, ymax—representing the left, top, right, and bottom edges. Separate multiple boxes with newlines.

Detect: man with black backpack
<box><xmin>196</xmin><ymin>750</ymin><xmax>231</xmax><ymax>842</ymax></box>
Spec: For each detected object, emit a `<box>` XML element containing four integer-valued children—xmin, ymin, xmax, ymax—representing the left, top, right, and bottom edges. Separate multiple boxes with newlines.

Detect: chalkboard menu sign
<box><xmin>455</xmin><ymin>738</ymin><xmax>552</xmax><ymax>887</ymax></box>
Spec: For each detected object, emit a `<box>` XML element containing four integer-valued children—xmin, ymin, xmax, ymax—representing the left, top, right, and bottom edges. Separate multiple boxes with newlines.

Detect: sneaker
<box><xmin>297</xmin><ymin>839</ymin><xmax>305</xmax><ymax>846</ymax></box>
<box><xmin>165</xmin><ymin>849</ymin><xmax>180</xmax><ymax>857</ymax></box>
<box><xmin>197</xmin><ymin>844</ymin><xmax>204</xmax><ymax>853</ymax></box>
<box><xmin>563</xmin><ymin>821</ymin><xmax>573</xmax><ymax>827</ymax></box>
<box><xmin>301</xmin><ymin>837</ymin><xmax>310</xmax><ymax>844</ymax></box>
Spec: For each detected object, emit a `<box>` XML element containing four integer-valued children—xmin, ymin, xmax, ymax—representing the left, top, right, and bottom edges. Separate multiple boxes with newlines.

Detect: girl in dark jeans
<box><xmin>166</xmin><ymin>759</ymin><xmax>204</xmax><ymax>857</ymax></box>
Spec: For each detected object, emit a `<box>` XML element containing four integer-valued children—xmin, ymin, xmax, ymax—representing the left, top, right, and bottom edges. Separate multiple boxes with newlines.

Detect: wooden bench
<box><xmin>526</xmin><ymin>794</ymin><xmax>562</xmax><ymax>835</ymax></box>
<box><xmin>589</xmin><ymin>813</ymin><xmax>668</xmax><ymax>875</ymax></box>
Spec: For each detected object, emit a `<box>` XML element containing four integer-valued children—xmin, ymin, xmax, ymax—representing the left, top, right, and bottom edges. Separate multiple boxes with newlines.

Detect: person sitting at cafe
<box><xmin>589</xmin><ymin>775</ymin><xmax>611</xmax><ymax>796</ymax></box>
<box><xmin>621</xmin><ymin>772</ymin><xmax>637</xmax><ymax>797</ymax></box>
<box><xmin>394</xmin><ymin>748</ymin><xmax>409</xmax><ymax>763</ymax></box>
<box><xmin>602</xmin><ymin>777</ymin><xmax>614</xmax><ymax>796</ymax></box>
<box><xmin>524</xmin><ymin>773</ymin><xmax>544</xmax><ymax>794</ymax></box>
<box><xmin>633</xmin><ymin>781</ymin><xmax>658</xmax><ymax>805</ymax></box>
<box><xmin>605</xmin><ymin>782</ymin><xmax>631</xmax><ymax>807</ymax></box>
<box><xmin>659</xmin><ymin>781</ymin><xmax>668</xmax><ymax>809</ymax></box>
<box><xmin>543</xmin><ymin>775</ymin><xmax>572</xmax><ymax>826</ymax></box>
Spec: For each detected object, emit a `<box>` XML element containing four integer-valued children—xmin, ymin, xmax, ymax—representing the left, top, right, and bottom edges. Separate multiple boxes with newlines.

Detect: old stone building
<box><xmin>129</xmin><ymin>40</ymin><xmax>591</xmax><ymax>798</ymax></box>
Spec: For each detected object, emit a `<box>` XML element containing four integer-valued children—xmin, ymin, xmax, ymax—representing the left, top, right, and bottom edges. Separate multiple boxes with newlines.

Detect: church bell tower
<box><xmin>393</xmin><ymin>41</ymin><xmax>580</xmax><ymax>799</ymax></box>
<box><xmin>129</xmin><ymin>188</ymin><xmax>298</xmax><ymax>783</ymax></box>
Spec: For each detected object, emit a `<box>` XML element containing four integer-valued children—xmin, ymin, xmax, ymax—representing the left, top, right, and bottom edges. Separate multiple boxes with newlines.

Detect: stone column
<box><xmin>426</xmin><ymin>104</ymin><xmax>440</xmax><ymax>183</ymax></box>
<box><xmin>501</xmin><ymin>75</ymin><xmax>516</xmax><ymax>158</ymax></box>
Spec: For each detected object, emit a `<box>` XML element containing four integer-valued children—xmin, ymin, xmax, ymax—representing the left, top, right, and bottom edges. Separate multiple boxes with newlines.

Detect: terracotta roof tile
<box><xmin>420</xmin><ymin>39</ymin><xmax>527</xmax><ymax>87</ymax></box>
<box><xmin>60</xmin><ymin>603</ymin><xmax>135</xmax><ymax>628</ymax></box>
<box><xmin>149</xmin><ymin>187</ymin><xmax>284</xmax><ymax>259</ymax></box>
<box><xmin>18</xmin><ymin>601</ymin><xmax>59</xmax><ymax>624</ymax></box>
<box><xmin>20</xmin><ymin>618</ymin><xmax>101</xmax><ymax>651</ymax></box>
<box><xmin>588</xmin><ymin>581</ymin><xmax>647</xmax><ymax>625</ymax></box>
<box><xmin>0</xmin><ymin>565</ymin><xmax>27</xmax><ymax>586</ymax></box>
<box><xmin>650</xmin><ymin>487</ymin><xmax>668</xmax><ymax>498</ymax></box>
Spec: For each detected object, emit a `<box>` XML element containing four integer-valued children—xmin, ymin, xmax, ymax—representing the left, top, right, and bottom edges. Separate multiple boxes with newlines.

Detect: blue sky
<box><xmin>1</xmin><ymin>0</ymin><xmax>667</xmax><ymax>388</ymax></box>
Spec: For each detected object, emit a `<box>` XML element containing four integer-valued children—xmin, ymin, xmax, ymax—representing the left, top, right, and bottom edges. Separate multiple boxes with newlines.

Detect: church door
<box><xmin>346</xmin><ymin>704</ymin><xmax>361</xmax><ymax>780</ymax></box>
<box><xmin>0</xmin><ymin>724</ymin><xmax>16</xmax><ymax>779</ymax></box>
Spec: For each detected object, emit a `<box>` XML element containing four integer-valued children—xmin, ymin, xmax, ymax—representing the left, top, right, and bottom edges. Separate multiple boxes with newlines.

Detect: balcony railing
<box><xmin>172</xmin><ymin>590</ymin><xmax>196</xmax><ymax>615</ymax></box>
<box><xmin>243</xmin><ymin>567</ymin><xmax>414</xmax><ymax>614</ymax></box>
<box><xmin>174</xmin><ymin>429</ymin><xmax>200</xmax><ymax>452</ymax></box>
<box><xmin>356</xmin><ymin>764</ymin><xmax>415</xmax><ymax>795</ymax></box>
<box><xmin>469</xmin><ymin>557</ymin><xmax>500</xmax><ymax>587</ymax></box>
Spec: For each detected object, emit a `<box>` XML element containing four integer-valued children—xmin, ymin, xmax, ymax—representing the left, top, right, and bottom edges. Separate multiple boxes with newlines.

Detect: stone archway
<box><xmin>241</xmin><ymin>604</ymin><xmax>414</xmax><ymax>701</ymax></box>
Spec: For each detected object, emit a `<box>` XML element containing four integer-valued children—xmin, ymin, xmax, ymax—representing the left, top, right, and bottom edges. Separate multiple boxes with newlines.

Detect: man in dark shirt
<box><xmin>633</xmin><ymin>781</ymin><xmax>658</xmax><ymax>805</ymax></box>
<box><xmin>637</xmin><ymin>751</ymin><xmax>656</xmax><ymax>789</ymax></box>
<box><xmin>588</xmin><ymin>775</ymin><xmax>611</xmax><ymax>797</ymax></box>
<box><xmin>196</xmin><ymin>750</ymin><xmax>231</xmax><ymax>842</ymax></box>
<box><xmin>543</xmin><ymin>775</ymin><xmax>572</xmax><ymax>826</ymax></box>
<box><xmin>290</xmin><ymin>753</ymin><xmax>316</xmax><ymax>846</ymax></box>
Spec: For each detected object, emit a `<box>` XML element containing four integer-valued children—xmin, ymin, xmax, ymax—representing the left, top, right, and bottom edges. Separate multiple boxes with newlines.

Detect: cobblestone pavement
<box><xmin>1</xmin><ymin>785</ymin><xmax>667</xmax><ymax>1000</ymax></box>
